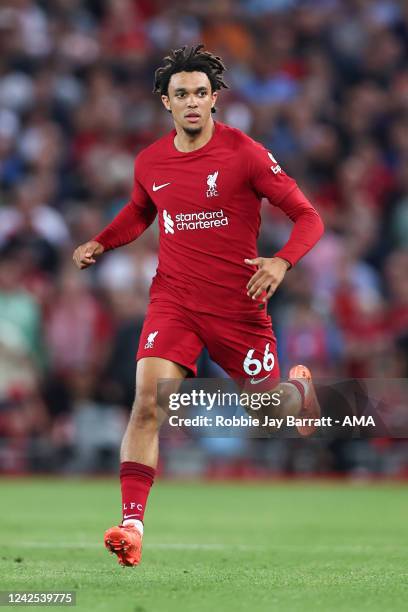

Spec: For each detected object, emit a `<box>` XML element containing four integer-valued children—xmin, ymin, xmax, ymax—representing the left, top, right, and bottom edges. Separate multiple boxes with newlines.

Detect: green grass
<box><xmin>0</xmin><ymin>479</ymin><xmax>407</xmax><ymax>612</ymax></box>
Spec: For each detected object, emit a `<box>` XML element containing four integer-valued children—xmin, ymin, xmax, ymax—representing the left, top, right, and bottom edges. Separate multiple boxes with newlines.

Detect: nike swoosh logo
<box><xmin>153</xmin><ymin>182</ymin><xmax>171</xmax><ymax>192</ymax></box>
<box><xmin>250</xmin><ymin>374</ymin><xmax>272</xmax><ymax>385</ymax></box>
<box><xmin>123</xmin><ymin>514</ymin><xmax>140</xmax><ymax>520</ymax></box>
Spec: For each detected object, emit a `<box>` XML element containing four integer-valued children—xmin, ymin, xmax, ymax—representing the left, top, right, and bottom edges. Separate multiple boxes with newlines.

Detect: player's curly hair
<box><xmin>153</xmin><ymin>44</ymin><xmax>228</xmax><ymax>108</ymax></box>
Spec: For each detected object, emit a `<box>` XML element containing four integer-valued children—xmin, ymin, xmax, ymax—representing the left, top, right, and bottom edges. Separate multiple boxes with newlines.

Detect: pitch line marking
<box><xmin>5</xmin><ymin>541</ymin><xmax>264</xmax><ymax>551</ymax></box>
<box><xmin>5</xmin><ymin>542</ymin><xmax>402</xmax><ymax>554</ymax></box>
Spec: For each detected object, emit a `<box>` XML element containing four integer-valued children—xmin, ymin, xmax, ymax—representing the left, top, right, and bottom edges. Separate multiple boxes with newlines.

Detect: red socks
<box><xmin>120</xmin><ymin>461</ymin><xmax>156</xmax><ymax>523</ymax></box>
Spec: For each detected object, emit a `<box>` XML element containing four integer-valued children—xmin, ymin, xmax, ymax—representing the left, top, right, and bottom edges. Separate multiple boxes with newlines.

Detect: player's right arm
<box><xmin>72</xmin><ymin>155</ymin><xmax>157</xmax><ymax>270</ymax></box>
<box><xmin>73</xmin><ymin>239</ymin><xmax>105</xmax><ymax>269</ymax></box>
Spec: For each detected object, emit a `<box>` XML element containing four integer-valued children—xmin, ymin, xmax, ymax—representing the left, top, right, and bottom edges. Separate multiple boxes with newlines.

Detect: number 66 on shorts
<box><xmin>243</xmin><ymin>343</ymin><xmax>275</xmax><ymax>376</ymax></box>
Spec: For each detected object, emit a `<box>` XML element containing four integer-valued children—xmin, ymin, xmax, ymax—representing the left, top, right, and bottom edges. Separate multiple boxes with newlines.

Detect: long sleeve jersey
<box><xmin>94</xmin><ymin>121</ymin><xmax>324</xmax><ymax>318</ymax></box>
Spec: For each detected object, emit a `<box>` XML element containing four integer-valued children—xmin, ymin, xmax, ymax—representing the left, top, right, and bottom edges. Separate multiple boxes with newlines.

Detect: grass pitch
<box><xmin>0</xmin><ymin>479</ymin><xmax>406</xmax><ymax>612</ymax></box>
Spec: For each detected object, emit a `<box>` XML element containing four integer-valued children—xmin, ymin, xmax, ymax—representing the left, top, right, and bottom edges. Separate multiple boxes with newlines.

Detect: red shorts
<box><xmin>136</xmin><ymin>299</ymin><xmax>280</xmax><ymax>381</ymax></box>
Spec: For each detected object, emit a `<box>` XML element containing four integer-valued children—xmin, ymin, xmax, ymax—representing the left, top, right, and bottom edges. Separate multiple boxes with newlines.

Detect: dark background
<box><xmin>0</xmin><ymin>0</ymin><xmax>407</xmax><ymax>477</ymax></box>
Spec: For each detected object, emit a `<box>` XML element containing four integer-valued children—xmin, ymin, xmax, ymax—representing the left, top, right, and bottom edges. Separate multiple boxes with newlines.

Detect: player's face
<box><xmin>162</xmin><ymin>71</ymin><xmax>217</xmax><ymax>135</ymax></box>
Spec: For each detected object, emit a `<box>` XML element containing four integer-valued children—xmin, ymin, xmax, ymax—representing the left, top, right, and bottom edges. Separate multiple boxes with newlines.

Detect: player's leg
<box><xmin>201</xmin><ymin>313</ymin><xmax>320</xmax><ymax>435</ymax></box>
<box><xmin>121</xmin><ymin>356</ymin><xmax>187</xmax><ymax>467</ymax></box>
<box><xmin>105</xmin><ymin>357</ymin><xmax>187</xmax><ymax>567</ymax></box>
<box><xmin>286</xmin><ymin>364</ymin><xmax>321</xmax><ymax>436</ymax></box>
<box><xmin>105</xmin><ymin>301</ymin><xmax>204</xmax><ymax>567</ymax></box>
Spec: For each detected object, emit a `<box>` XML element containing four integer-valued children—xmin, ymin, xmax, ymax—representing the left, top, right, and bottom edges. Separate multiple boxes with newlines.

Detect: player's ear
<box><xmin>161</xmin><ymin>94</ymin><xmax>171</xmax><ymax>112</ymax></box>
<box><xmin>211</xmin><ymin>91</ymin><xmax>218</xmax><ymax>113</ymax></box>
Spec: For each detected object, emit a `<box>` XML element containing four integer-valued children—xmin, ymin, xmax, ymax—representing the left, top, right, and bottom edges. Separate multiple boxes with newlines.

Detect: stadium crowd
<box><xmin>0</xmin><ymin>0</ymin><xmax>407</xmax><ymax>476</ymax></box>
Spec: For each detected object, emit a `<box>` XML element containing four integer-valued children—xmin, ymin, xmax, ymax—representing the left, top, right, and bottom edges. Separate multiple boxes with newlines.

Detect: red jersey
<box><xmin>94</xmin><ymin>121</ymin><xmax>323</xmax><ymax>318</ymax></box>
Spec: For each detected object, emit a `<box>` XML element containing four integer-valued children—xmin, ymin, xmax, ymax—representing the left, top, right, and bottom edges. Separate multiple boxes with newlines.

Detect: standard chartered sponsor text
<box><xmin>175</xmin><ymin>209</ymin><xmax>228</xmax><ymax>230</ymax></box>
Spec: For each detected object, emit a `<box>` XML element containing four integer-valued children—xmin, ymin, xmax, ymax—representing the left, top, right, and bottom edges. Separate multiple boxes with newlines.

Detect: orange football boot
<box><xmin>104</xmin><ymin>524</ymin><xmax>142</xmax><ymax>567</ymax></box>
<box><xmin>288</xmin><ymin>364</ymin><xmax>321</xmax><ymax>437</ymax></box>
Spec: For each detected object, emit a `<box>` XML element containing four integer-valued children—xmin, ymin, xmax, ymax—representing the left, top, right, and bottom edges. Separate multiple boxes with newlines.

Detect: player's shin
<box><xmin>241</xmin><ymin>381</ymin><xmax>306</xmax><ymax>436</ymax></box>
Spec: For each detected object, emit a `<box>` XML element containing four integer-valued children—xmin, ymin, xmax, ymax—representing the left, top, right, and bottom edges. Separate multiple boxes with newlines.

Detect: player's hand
<box><xmin>245</xmin><ymin>256</ymin><xmax>290</xmax><ymax>301</ymax></box>
<box><xmin>72</xmin><ymin>240</ymin><xmax>104</xmax><ymax>270</ymax></box>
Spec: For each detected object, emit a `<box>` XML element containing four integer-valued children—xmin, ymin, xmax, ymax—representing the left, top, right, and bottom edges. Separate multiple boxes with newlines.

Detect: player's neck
<box><xmin>173</xmin><ymin>119</ymin><xmax>215</xmax><ymax>153</ymax></box>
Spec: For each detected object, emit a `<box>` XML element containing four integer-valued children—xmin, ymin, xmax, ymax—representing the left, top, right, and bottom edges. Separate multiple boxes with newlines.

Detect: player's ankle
<box><xmin>122</xmin><ymin>519</ymin><xmax>144</xmax><ymax>535</ymax></box>
<box><xmin>287</xmin><ymin>378</ymin><xmax>308</xmax><ymax>397</ymax></box>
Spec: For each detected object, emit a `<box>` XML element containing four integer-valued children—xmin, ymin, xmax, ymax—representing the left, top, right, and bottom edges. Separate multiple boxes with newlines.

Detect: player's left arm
<box><xmin>246</xmin><ymin>143</ymin><xmax>324</xmax><ymax>301</ymax></box>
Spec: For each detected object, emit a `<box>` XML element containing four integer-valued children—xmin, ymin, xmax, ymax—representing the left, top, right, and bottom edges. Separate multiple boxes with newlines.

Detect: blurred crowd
<box><xmin>0</xmin><ymin>0</ymin><xmax>407</xmax><ymax>475</ymax></box>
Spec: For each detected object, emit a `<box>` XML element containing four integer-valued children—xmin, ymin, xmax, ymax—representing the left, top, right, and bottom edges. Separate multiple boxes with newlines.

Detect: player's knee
<box><xmin>131</xmin><ymin>390</ymin><xmax>157</xmax><ymax>429</ymax></box>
